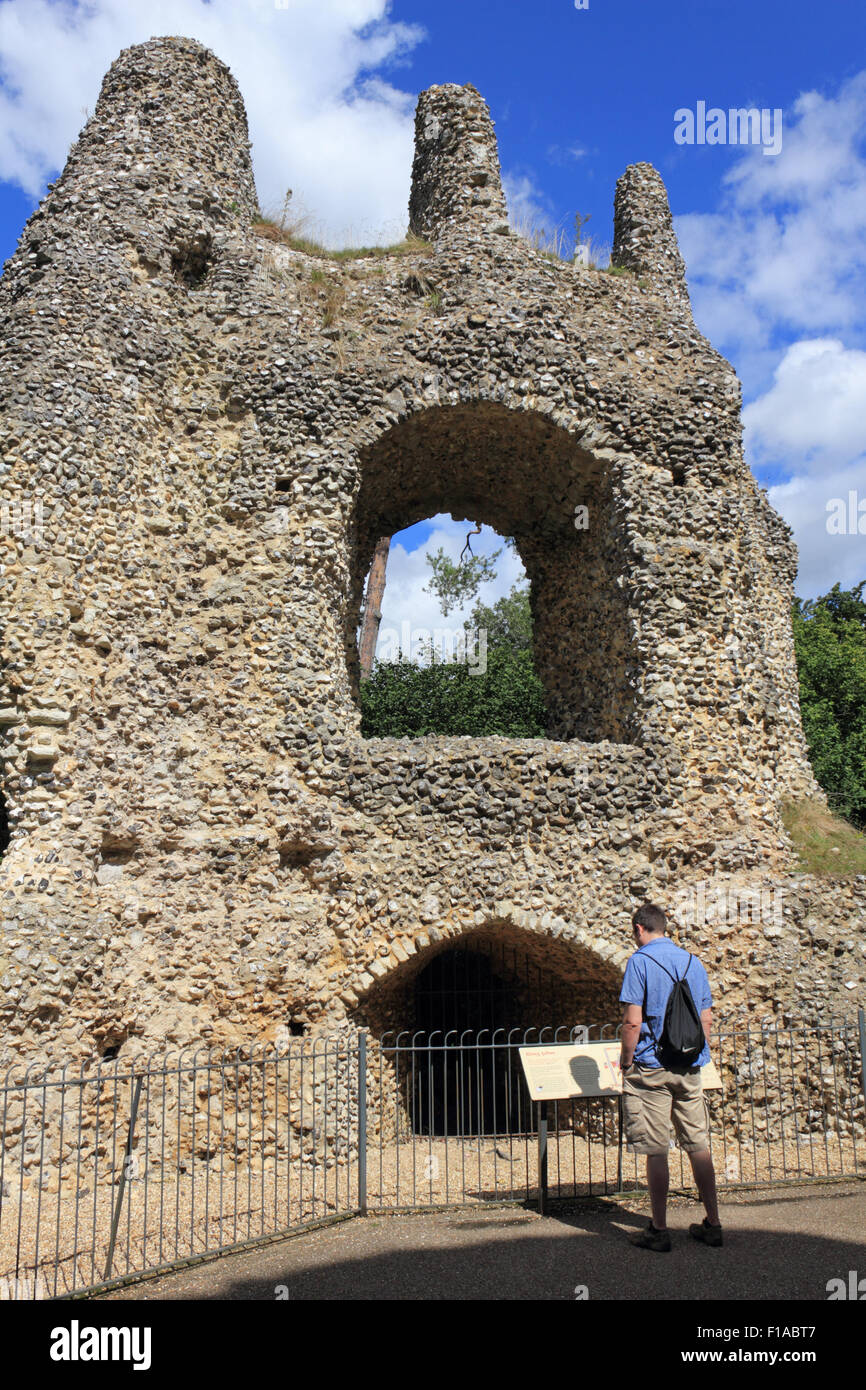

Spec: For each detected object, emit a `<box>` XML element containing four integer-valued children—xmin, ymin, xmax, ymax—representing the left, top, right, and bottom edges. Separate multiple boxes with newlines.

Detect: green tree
<box><xmin>424</xmin><ymin>545</ymin><xmax>501</xmax><ymax>616</ymax></box>
<box><xmin>466</xmin><ymin>583</ymin><xmax>534</xmax><ymax>654</ymax></box>
<box><xmin>792</xmin><ymin>581</ymin><xmax>866</xmax><ymax>828</ymax></box>
<box><xmin>361</xmin><ymin>548</ymin><xmax>546</xmax><ymax>736</ymax></box>
<box><xmin>360</xmin><ymin>644</ymin><xmax>546</xmax><ymax>737</ymax></box>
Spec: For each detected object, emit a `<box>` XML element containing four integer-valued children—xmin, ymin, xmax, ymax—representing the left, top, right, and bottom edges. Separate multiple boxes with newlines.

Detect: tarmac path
<box><xmin>101</xmin><ymin>1180</ymin><xmax>866</xmax><ymax>1301</ymax></box>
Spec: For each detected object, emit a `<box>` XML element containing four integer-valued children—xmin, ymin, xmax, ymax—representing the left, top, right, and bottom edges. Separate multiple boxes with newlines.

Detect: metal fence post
<box><xmin>358</xmin><ymin>1031</ymin><xmax>367</xmax><ymax>1217</ymax></box>
<box><xmin>104</xmin><ymin>1074</ymin><xmax>143</xmax><ymax>1282</ymax></box>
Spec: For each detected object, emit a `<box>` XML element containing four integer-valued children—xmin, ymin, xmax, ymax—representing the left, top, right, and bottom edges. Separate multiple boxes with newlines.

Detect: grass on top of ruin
<box><xmin>511</xmin><ymin>214</ymin><xmax>610</xmax><ymax>268</ymax></box>
<box><xmin>252</xmin><ymin>203</ymin><xmax>643</xmax><ymax>282</ymax></box>
<box><xmin>783</xmin><ymin>798</ymin><xmax>866</xmax><ymax>876</ymax></box>
<box><xmin>252</xmin><ymin>214</ymin><xmax>432</xmax><ymax>263</ymax></box>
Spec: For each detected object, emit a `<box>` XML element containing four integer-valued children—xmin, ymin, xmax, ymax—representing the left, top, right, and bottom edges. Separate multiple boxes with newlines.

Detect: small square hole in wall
<box><xmin>275</xmin><ymin>478</ymin><xmax>292</xmax><ymax>493</ymax></box>
<box><xmin>170</xmin><ymin>231</ymin><xmax>215</xmax><ymax>288</ymax></box>
<box><xmin>100</xmin><ymin>848</ymin><xmax>136</xmax><ymax>866</ymax></box>
<box><xmin>95</xmin><ymin>1030</ymin><xmax>128</xmax><ymax>1060</ymax></box>
<box><xmin>279</xmin><ymin>844</ymin><xmax>321</xmax><ymax>869</ymax></box>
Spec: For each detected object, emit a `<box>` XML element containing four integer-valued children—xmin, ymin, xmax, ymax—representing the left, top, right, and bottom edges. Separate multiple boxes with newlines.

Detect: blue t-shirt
<box><xmin>619</xmin><ymin>937</ymin><xmax>712</xmax><ymax>1068</ymax></box>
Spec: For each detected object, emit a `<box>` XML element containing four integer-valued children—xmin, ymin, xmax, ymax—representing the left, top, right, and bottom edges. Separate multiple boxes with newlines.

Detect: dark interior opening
<box><xmin>411</xmin><ymin>948</ymin><xmax>529</xmax><ymax>1136</ymax></box>
<box><xmin>0</xmin><ymin>792</ymin><xmax>8</xmax><ymax>855</ymax></box>
<box><xmin>170</xmin><ymin>230</ymin><xmax>215</xmax><ymax>288</ymax></box>
<box><xmin>354</xmin><ymin>924</ymin><xmax>624</xmax><ymax>1139</ymax></box>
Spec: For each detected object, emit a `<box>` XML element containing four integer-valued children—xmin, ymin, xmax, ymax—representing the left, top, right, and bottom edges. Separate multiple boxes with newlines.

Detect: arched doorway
<box><xmin>355</xmin><ymin>923</ymin><xmax>623</xmax><ymax>1138</ymax></box>
<box><xmin>411</xmin><ymin>941</ymin><xmax>562</xmax><ymax>1136</ymax></box>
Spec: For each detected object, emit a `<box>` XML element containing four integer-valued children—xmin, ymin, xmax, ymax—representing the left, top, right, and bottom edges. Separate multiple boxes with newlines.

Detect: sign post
<box><xmin>537</xmin><ymin>1100</ymin><xmax>548</xmax><ymax>1215</ymax></box>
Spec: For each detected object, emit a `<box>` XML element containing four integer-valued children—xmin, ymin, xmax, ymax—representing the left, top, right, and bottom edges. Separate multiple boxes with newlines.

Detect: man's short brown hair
<box><xmin>632</xmin><ymin>902</ymin><xmax>667</xmax><ymax>935</ymax></box>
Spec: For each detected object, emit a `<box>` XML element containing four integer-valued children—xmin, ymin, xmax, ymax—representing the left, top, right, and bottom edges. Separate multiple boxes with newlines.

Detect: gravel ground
<box><xmin>99</xmin><ymin>1179</ymin><xmax>866</xmax><ymax>1301</ymax></box>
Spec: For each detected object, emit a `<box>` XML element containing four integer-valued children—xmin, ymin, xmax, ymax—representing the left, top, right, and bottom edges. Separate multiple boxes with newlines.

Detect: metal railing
<box><xmin>0</xmin><ymin>1037</ymin><xmax>360</xmax><ymax>1301</ymax></box>
<box><xmin>364</xmin><ymin>1015</ymin><xmax>866</xmax><ymax>1209</ymax></box>
<box><xmin>1</xmin><ymin>1014</ymin><xmax>863</xmax><ymax>1298</ymax></box>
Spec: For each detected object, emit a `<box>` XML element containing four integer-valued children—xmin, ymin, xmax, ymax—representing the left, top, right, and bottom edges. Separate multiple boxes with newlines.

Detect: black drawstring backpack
<box><xmin>642</xmin><ymin>954</ymin><xmax>705</xmax><ymax>1070</ymax></box>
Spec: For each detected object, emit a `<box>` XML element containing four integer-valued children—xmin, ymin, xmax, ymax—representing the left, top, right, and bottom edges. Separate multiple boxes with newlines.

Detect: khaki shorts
<box><xmin>622</xmin><ymin>1064</ymin><xmax>710</xmax><ymax>1156</ymax></box>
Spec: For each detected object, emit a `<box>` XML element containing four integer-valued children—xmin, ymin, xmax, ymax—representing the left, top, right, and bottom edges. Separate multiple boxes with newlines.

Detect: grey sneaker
<box><xmin>628</xmin><ymin>1221</ymin><xmax>671</xmax><ymax>1252</ymax></box>
<box><xmin>690</xmin><ymin>1218</ymin><xmax>723</xmax><ymax>1247</ymax></box>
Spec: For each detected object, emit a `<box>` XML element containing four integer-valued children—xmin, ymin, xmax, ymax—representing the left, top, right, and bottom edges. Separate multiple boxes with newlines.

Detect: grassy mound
<box><xmin>782</xmin><ymin>799</ymin><xmax>866</xmax><ymax>876</ymax></box>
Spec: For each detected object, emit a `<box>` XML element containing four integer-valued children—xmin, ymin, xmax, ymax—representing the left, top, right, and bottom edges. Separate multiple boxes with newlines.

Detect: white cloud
<box><xmin>676</xmin><ymin>69</ymin><xmax>866</xmax><ymax>382</ymax></box>
<box><xmin>503</xmin><ymin>171</ymin><xmax>556</xmax><ymax>238</ymax></box>
<box><xmin>744</xmin><ymin>338</ymin><xmax>866</xmax><ymax>596</ymax></box>
<box><xmin>0</xmin><ymin>0</ymin><xmax>425</xmax><ymax>245</ymax></box>
<box><xmin>546</xmin><ymin>143</ymin><xmax>589</xmax><ymax>164</ymax></box>
<box><xmin>674</xmin><ymin>73</ymin><xmax>866</xmax><ymax>593</ymax></box>
<box><xmin>744</xmin><ymin>338</ymin><xmax>866</xmax><ymax>471</ymax></box>
<box><xmin>769</xmin><ymin>463</ymin><xmax>866</xmax><ymax>599</ymax></box>
<box><xmin>373</xmin><ymin>517</ymin><xmax>526</xmax><ymax>661</ymax></box>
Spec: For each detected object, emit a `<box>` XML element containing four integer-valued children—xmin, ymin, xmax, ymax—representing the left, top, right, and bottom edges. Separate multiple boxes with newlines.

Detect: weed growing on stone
<box><xmin>321</xmin><ymin>282</ymin><xmax>345</xmax><ymax>328</ymax></box>
<box><xmin>511</xmin><ymin>213</ymin><xmax>610</xmax><ymax>269</ymax></box>
<box><xmin>252</xmin><ymin>217</ymin><xmax>431</xmax><ymax>263</ymax></box>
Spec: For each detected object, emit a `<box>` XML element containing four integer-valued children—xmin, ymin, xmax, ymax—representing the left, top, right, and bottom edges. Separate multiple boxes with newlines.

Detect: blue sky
<box><xmin>1</xmin><ymin>0</ymin><xmax>864</xmax><ymax>631</ymax></box>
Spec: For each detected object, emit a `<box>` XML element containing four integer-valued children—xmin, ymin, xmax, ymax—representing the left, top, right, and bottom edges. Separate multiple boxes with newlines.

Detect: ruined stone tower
<box><xmin>0</xmin><ymin>37</ymin><xmax>861</xmax><ymax>1064</ymax></box>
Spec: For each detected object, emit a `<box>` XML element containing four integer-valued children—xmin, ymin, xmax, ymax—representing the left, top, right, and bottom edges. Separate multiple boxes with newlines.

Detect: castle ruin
<box><xmin>0</xmin><ymin>36</ymin><xmax>863</xmax><ymax>1068</ymax></box>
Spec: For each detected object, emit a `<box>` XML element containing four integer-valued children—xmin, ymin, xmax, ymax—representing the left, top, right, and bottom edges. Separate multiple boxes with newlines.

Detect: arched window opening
<box><xmin>349</xmin><ymin>402</ymin><xmax>635</xmax><ymax>743</ymax></box>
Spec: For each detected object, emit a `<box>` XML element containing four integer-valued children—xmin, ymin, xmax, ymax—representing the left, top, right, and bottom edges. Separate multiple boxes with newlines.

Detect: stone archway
<box><xmin>347</xmin><ymin>401</ymin><xmax>637</xmax><ymax>743</ymax></box>
<box><xmin>351</xmin><ymin>916</ymin><xmax>624</xmax><ymax>1137</ymax></box>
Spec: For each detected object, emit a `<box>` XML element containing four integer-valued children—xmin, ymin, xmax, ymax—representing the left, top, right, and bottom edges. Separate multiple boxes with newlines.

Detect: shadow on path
<box><xmin>103</xmin><ymin>1182</ymin><xmax>866</xmax><ymax>1302</ymax></box>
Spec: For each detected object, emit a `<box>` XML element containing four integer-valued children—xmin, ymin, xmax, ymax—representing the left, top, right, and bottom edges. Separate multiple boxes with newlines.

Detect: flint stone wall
<box><xmin>0</xmin><ymin>37</ymin><xmax>862</xmax><ymax>1065</ymax></box>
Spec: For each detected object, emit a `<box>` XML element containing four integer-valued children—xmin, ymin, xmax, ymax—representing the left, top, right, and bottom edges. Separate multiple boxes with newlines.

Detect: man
<box><xmin>619</xmin><ymin>902</ymin><xmax>722</xmax><ymax>1251</ymax></box>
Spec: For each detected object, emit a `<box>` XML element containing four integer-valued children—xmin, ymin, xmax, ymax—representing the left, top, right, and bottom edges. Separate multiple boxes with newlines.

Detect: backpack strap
<box><xmin>644</xmin><ymin>951</ymin><xmax>692</xmax><ymax>986</ymax></box>
<box><xmin>643</xmin><ymin>954</ymin><xmax>677</xmax><ymax>986</ymax></box>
